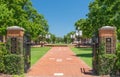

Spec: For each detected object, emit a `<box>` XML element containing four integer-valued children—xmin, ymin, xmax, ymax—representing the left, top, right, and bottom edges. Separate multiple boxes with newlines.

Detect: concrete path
<box><xmin>27</xmin><ymin>47</ymin><xmax>95</xmax><ymax>77</ymax></box>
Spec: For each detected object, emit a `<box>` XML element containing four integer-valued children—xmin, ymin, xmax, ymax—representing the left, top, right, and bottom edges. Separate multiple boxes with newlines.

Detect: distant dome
<box><xmin>7</xmin><ymin>26</ymin><xmax>24</xmax><ymax>31</ymax></box>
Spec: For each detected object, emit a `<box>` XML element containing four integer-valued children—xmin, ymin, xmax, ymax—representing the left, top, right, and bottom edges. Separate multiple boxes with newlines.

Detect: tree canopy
<box><xmin>64</xmin><ymin>31</ymin><xmax>75</xmax><ymax>44</ymax></box>
<box><xmin>0</xmin><ymin>0</ymin><xmax>49</xmax><ymax>40</ymax></box>
<box><xmin>75</xmin><ymin>0</ymin><xmax>120</xmax><ymax>39</ymax></box>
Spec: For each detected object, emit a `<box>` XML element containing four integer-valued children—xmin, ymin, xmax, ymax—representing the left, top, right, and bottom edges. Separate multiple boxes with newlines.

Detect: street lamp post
<box><xmin>39</xmin><ymin>34</ymin><xmax>45</xmax><ymax>47</ymax></box>
<box><xmin>75</xmin><ymin>27</ymin><xmax>82</xmax><ymax>47</ymax></box>
<box><xmin>70</xmin><ymin>34</ymin><xmax>75</xmax><ymax>44</ymax></box>
<box><xmin>45</xmin><ymin>33</ymin><xmax>51</xmax><ymax>44</ymax></box>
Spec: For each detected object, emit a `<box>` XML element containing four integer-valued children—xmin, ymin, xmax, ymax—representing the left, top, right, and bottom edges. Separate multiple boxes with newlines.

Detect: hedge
<box><xmin>0</xmin><ymin>50</ymin><xmax>4</xmax><ymax>72</ymax></box>
<box><xmin>98</xmin><ymin>54</ymin><xmax>117</xmax><ymax>75</ymax></box>
<box><xmin>3</xmin><ymin>54</ymin><xmax>24</xmax><ymax>74</ymax></box>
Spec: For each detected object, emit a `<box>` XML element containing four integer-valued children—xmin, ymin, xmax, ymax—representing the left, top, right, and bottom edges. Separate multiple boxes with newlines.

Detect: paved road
<box><xmin>27</xmin><ymin>47</ymin><xmax>95</xmax><ymax>77</ymax></box>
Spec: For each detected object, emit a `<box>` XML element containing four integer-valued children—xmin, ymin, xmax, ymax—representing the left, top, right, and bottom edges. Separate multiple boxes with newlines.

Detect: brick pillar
<box><xmin>7</xmin><ymin>26</ymin><xmax>24</xmax><ymax>54</ymax></box>
<box><xmin>99</xmin><ymin>26</ymin><xmax>116</xmax><ymax>54</ymax></box>
<box><xmin>93</xmin><ymin>26</ymin><xmax>116</xmax><ymax>74</ymax></box>
<box><xmin>6</xmin><ymin>26</ymin><xmax>25</xmax><ymax>73</ymax></box>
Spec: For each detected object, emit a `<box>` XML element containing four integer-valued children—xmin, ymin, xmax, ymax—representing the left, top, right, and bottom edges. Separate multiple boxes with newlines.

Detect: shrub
<box><xmin>0</xmin><ymin>50</ymin><xmax>5</xmax><ymax>72</ymax></box>
<box><xmin>98</xmin><ymin>54</ymin><xmax>117</xmax><ymax>75</ymax></box>
<box><xmin>115</xmin><ymin>43</ymin><xmax>120</xmax><ymax>75</ymax></box>
<box><xmin>0</xmin><ymin>42</ymin><xmax>5</xmax><ymax>46</ymax></box>
<box><xmin>93</xmin><ymin>42</ymin><xmax>105</xmax><ymax>74</ymax></box>
<box><xmin>116</xmin><ymin>54</ymin><xmax>120</xmax><ymax>69</ymax></box>
<box><xmin>0</xmin><ymin>43</ymin><xmax>8</xmax><ymax>73</ymax></box>
<box><xmin>4</xmin><ymin>54</ymin><xmax>24</xmax><ymax>74</ymax></box>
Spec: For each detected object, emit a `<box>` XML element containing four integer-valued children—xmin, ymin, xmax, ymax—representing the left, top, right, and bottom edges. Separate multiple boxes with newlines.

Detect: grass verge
<box><xmin>31</xmin><ymin>47</ymin><xmax>51</xmax><ymax>65</ymax></box>
<box><xmin>71</xmin><ymin>47</ymin><xmax>92</xmax><ymax>67</ymax></box>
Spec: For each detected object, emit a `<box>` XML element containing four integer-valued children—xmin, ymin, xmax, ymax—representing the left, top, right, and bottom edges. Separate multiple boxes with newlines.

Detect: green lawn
<box><xmin>31</xmin><ymin>47</ymin><xmax>51</xmax><ymax>65</ymax></box>
<box><xmin>71</xmin><ymin>47</ymin><xmax>92</xmax><ymax>67</ymax></box>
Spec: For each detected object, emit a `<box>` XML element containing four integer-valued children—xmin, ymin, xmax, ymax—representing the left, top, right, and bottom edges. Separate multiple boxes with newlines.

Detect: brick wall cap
<box><xmin>99</xmin><ymin>26</ymin><xmax>116</xmax><ymax>30</ymax></box>
<box><xmin>7</xmin><ymin>26</ymin><xmax>24</xmax><ymax>31</ymax></box>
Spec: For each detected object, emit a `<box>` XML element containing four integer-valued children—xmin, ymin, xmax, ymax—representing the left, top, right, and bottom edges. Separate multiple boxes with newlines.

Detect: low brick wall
<box><xmin>45</xmin><ymin>44</ymin><xmax>68</xmax><ymax>47</ymax></box>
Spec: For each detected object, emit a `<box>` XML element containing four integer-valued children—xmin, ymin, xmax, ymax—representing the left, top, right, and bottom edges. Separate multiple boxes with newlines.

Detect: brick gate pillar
<box><xmin>92</xmin><ymin>26</ymin><xmax>116</xmax><ymax>74</ymax></box>
<box><xmin>6</xmin><ymin>26</ymin><xmax>31</xmax><ymax>73</ymax></box>
<box><xmin>7</xmin><ymin>26</ymin><xmax>24</xmax><ymax>54</ymax></box>
<box><xmin>99</xmin><ymin>26</ymin><xmax>116</xmax><ymax>54</ymax></box>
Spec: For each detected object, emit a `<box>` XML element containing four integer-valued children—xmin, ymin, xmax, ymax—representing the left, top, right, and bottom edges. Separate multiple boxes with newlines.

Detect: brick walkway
<box><xmin>27</xmin><ymin>47</ymin><xmax>96</xmax><ymax>77</ymax></box>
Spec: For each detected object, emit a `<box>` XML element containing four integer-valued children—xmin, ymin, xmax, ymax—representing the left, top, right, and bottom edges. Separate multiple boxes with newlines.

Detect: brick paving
<box><xmin>27</xmin><ymin>47</ymin><xmax>97</xmax><ymax>77</ymax></box>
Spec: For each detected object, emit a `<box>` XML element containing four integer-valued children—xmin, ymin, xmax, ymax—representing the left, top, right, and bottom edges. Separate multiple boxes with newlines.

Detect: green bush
<box><xmin>4</xmin><ymin>54</ymin><xmax>24</xmax><ymax>74</ymax></box>
<box><xmin>115</xmin><ymin>50</ymin><xmax>120</xmax><ymax>74</ymax></box>
<box><xmin>98</xmin><ymin>54</ymin><xmax>117</xmax><ymax>75</ymax></box>
<box><xmin>0</xmin><ymin>50</ymin><xmax>5</xmax><ymax>72</ymax></box>
<box><xmin>115</xmin><ymin>43</ymin><xmax>120</xmax><ymax>74</ymax></box>
<box><xmin>0</xmin><ymin>42</ymin><xmax>5</xmax><ymax>46</ymax></box>
<box><xmin>0</xmin><ymin>43</ymin><xmax>8</xmax><ymax>73</ymax></box>
<box><xmin>116</xmin><ymin>53</ymin><xmax>120</xmax><ymax>70</ymax></box>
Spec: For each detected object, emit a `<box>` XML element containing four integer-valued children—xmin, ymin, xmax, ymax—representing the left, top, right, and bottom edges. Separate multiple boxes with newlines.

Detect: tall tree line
<box><xmin>64</xmin><ymin>31</ymin><xmax>75</xmax><ymax>44</ymax></box>
<box><xmin>0</xmin><ymin>0</ymin><xmax>49</xmax><ymax>41</ymax></box>
<box><xmin>75</xmin><ymin>0</ymin><xmax>120</xmax><ymax>39</ymax></box>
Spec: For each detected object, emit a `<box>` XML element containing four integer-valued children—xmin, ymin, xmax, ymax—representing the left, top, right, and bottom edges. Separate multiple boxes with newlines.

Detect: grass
<box><xmin>31</xmin><ymin>47</ymin><xmax>51</xmax><ymax>65</ymax></box>
<box><xmin>71</xmin><ymin>47</ymin><xmax>92</xmax><ymax>67</ymax></box>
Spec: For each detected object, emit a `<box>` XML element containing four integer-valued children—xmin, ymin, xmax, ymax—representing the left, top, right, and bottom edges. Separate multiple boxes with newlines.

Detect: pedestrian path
<box><xmin>27</xmin><ymin>47</ymin><xmax>95</xmax><ymax>77</ymax></box>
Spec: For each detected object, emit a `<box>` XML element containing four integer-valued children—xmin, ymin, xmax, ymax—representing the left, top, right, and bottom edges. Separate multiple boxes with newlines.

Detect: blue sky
<box><xmin>31</xmin><ymin>0</ymin><xmax>93</xmax><ymax>37</ymax></box>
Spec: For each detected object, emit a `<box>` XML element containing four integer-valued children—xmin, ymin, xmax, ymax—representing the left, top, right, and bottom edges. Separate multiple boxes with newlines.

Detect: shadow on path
<box><xmin>76</xmin><ymin>53</ymin><xmax>92</xmax><ymax>57</ymax></box>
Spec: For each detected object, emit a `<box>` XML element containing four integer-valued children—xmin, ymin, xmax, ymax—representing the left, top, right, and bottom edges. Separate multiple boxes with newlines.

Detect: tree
<box><xmin>64</xmin><ymin>31</ymin><xmax>75</xmax><ymax>44</ymax></box>
<box><xmin>50</xmin><ymin>34</ymin><xmax>56</xmax><ymax>44</ymax></box>
<box><xmin>0</xmin><ymin>4</ymin><xmax>13</xmax><ymax>35</ymax></box>
<box><xmin>0</xmin><ymin>0</ymin><xmax>49</xmax><ymax>40</ymax></box>
<box><xmin>75</xmin><ymin>19</ymin><xmax>92</xmax><ymax>38</ymax></box>
<box><xmin>56</xmin><ymin>37</ymin><xmax>64</xmax><ymax>44</ymax></box>
<box><xmin>75</xmin><ymin>0</ymin><xmax>120</xmax><ymax>39</ymax></box>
